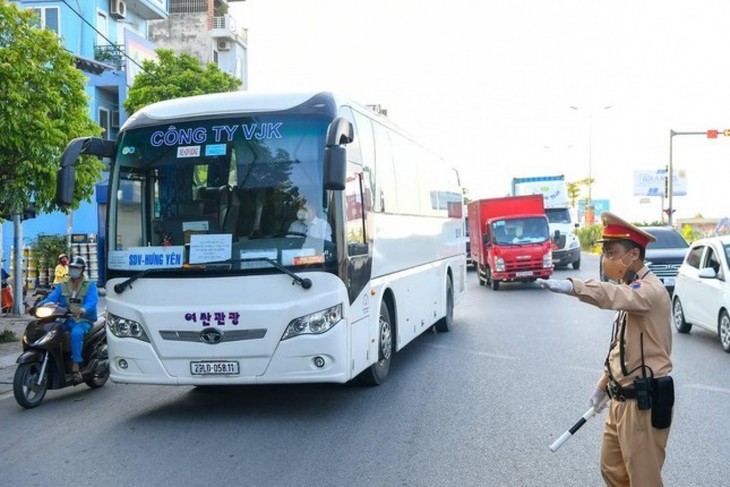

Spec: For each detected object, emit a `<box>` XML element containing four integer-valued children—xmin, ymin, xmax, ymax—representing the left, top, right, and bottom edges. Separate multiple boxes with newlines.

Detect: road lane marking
<box><xmin>683</xmin><ymin>383</ymin><xmax>730</xmax><ymax>395</ymax></box>
<box><xmin>418</xmin><ymin>343</ymin><xmax>518</xmax><ymax>360</ymax></box>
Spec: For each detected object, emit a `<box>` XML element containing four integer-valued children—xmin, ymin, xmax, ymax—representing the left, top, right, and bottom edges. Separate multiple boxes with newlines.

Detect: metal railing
<box><xmin>94</xmin><ymin>44</ymin><xmax>125</xmax><ymax>70</ymax></box>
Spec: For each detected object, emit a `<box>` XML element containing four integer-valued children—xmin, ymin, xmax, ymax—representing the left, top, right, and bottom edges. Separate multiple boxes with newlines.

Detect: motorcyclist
<box><xmin>34</xmin><ymin>256</ymin><xmax>99</xmax><ymax>382</ymax></box>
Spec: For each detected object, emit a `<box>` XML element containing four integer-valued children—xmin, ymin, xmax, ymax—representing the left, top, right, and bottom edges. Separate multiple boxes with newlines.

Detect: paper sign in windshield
<box><xmin>189</xmin><ymin>234</ymin><xmax>232</xmax><ymax>264</ymax></box>
<box><xmin>109</xmin><ymin>246</ymin><xmax>185</xmax><ymax>270</ymax></box>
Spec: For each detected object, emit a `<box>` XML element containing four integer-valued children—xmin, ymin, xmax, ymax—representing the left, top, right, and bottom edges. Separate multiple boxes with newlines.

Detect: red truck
<box><xmin>468</xmin><ymin>195</ymin><xmax>553</xmax><ymax>290</ymax></box>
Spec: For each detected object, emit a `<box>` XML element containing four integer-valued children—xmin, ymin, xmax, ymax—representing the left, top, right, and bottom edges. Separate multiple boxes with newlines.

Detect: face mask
<box><xmin>69</xmin><ymin>269</ymin><xmax>82</xmax><ymax>280</ymax></box>
<box><xmin>601</xmin><ymin>253</ymin><xmax>632</xmax><ymax>282</ymax></box>
<box><xmin>297</xmin><ymin>209</ymin><xmax>308</xmax><ymax>222</ymax></box>
<box><xmin>60</xmin><ymin>259</ymin><xmax>68</xmax><ymax>266</ymax></box>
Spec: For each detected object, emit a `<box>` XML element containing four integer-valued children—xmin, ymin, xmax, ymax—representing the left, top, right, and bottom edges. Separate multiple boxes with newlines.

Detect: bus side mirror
<box><xmin>323</xmin><ymin>117</ymin><xmax>353</xmax><ymax>191</ymax></box>
<box><xmin>324</xmin><ymin>146</ymin><xmax>346</xmax><ymax>190</ymax></box>
<box><xmin>56</xmin><ymin>137</ymin><xmax>115</xmax><ymax>208</ymax></box>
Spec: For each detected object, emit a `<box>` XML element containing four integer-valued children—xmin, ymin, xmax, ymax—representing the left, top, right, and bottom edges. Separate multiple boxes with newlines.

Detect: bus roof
<box><xmin>124</xmin><ymin>91</ymin><xmax>351</xmax><ymax>130</ymax></box>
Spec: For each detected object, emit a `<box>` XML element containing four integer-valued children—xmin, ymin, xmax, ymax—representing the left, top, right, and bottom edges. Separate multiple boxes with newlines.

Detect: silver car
<box><xmin>672</xmin><ymin>235</ymin><xmax>730</xmax><ymax>353</ymax></box>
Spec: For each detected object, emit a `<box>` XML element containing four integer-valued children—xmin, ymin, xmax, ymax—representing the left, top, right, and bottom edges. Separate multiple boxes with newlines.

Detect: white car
<box><xmin>672</xmin><ymin>235</ymin><xmax>730</xmax><ymax>353</ymax></box>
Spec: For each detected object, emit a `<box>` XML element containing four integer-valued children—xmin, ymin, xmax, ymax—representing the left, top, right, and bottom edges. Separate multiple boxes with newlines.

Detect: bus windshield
<box><xmin>491</xmin><ymin>217</ymin><xmax>549</xmax><ymax>244</ymax></box>
<box><xmin>108</xmin><ymin>114</ymin><xmax>337</xmax><ymax>274</ymax></box>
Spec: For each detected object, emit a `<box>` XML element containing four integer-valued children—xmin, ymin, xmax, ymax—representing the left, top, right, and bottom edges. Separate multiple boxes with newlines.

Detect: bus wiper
<box><xmin>114</xmin><ymin>268</ymin><xmax>154</xmax><ymax>294</ymax></box>
<box><xmin>209</xmin><ymin>257</ymin><xmax>313</xmax><ymax>290</ymax></box>
<box><xmin>113</xmin><ymin>267</ymin><xmax>183</xmax><ymax>294</ymax></box>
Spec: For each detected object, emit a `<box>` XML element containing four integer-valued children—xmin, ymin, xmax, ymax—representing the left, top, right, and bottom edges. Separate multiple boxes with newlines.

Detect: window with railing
<box><xmin>169</xmin><ymin>0</ymin><xmax>208</xmax><ymax>13</ymax></box>
<box><xmin>94</xmin><ymin>45</ymin><xmax>126</xmax><ymax>70</ymax></box>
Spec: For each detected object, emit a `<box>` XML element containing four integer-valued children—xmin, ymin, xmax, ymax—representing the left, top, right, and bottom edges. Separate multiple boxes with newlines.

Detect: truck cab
<box><xmin>468</xmin><ymin>195</ymin><xmax>553</xmax><ymax>290</ymax></box>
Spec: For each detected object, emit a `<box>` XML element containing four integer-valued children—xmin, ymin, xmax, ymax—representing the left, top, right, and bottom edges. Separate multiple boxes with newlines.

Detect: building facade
<box><xmin>148</xmin><ymin>0</ymin><xmax>248</xmax><ymax>87</ymax></box>
<box><xmin>2</xmin><ymin>0</ymin><xmax>169</xmax><ymax>285</ymax></box>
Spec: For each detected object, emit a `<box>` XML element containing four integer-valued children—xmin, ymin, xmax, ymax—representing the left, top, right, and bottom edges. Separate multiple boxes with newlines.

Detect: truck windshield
<box><xmin>545</xmin><ymin>208</ymin><xmax>571</xmax><ymax>224</ymax></box>
<box><xmin>107</xmin><ymin>114</ymin><xmax>337</xmax><ymax>274</ymax></box>
<box><xmin>492</xmin><ymin>217</ymin><xmax>549</xmax><ymax>244</ymax></box>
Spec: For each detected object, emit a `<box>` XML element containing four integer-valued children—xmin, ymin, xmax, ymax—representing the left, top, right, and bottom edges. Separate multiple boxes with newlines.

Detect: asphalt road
<box><xmin>0</xmin><ymin>253</ymin><xmax>728</xmax><ymax>486</ymax></box>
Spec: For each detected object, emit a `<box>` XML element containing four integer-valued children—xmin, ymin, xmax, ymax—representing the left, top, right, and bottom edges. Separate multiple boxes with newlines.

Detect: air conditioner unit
<box><xmin>217</xmin><ymin>40</ymin><xmax>231</xmax><ymax>51</ymax></box>
<box><xmin>110</xmin><ymin>0</ymin><xmax>126</xmax><ymax>20</ymax></box>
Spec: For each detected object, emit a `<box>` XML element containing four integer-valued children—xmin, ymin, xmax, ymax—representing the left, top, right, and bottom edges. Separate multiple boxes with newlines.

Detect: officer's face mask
<box><xmin>601</xmin><ymin>251</ymin><xmax>635</xmax><ymax>282</ymax></box>
<box><xmin>69</xmin><ymin>268</ymin><xmax>83</xmax><ymax>280</ymax></box>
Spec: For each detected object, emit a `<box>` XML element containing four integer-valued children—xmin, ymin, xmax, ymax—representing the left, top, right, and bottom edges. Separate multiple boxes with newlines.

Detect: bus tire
<box><xmin>434</xmin><ymin>277</ymin><xmax>454</xmax><ymax>332</ymax></box>
<box><xmin>358</xmin><ymin>301</ymin><xmax>393</xmax><ymax>386</ymax></box>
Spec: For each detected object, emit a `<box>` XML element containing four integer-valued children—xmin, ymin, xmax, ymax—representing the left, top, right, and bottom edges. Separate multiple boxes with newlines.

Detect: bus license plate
<box><xmin>190</xmin><ymin>361</ymin><xmax>240</xmax><ymax>376</ymax></box>
<box><xmin>515</xmin><ymin>271</ymin><xmax>533</xmax><ymax>277</ymax></box>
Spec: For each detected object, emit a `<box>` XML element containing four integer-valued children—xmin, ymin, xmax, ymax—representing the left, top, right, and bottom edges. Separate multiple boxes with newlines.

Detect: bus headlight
<box><xmin>543</xmin><ymin>252</ymin><xmax>553</xmax><ymax>268</ymax></box>
<box><xmin>494</xmin><ymin>257</ymin><xmax>505</xmax><ymax>272</ymax></box>
<box><xmin>282</xmin><ymin>304</ymin><xmax>342</xmax><ymax>340</ymax></box>
<box><xmin>108</xmin><ymin>313</ymin><xmax>150</xmax><ymax>342</ymax></box>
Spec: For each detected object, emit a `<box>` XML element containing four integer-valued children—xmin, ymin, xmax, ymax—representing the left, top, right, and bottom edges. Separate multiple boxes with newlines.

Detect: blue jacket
<box><xmin>38</xmin><ymin>280</ymin><xmax>99</xmax><ymax>322</ymax></box>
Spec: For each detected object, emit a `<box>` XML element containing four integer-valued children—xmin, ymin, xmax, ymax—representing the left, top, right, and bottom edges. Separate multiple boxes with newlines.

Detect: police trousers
<box><xmin>600</xmin><ymin>399</ymin><xmax>670</xmax><ymax>487</ymax></box>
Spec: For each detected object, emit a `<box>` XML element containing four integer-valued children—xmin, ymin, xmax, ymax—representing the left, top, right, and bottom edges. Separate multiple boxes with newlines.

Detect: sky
<box><xmin>231</xmin><ymin>0</ymin><xmax>730</xmax><ymax>224</ymax></box>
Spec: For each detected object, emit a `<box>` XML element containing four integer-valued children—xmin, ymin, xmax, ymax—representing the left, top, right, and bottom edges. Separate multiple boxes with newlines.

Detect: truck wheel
<box><xmin>358</xmin><ymin>301</ymin><xmax>393</xmax><ymax>386</ymax></box>
<box><xmin>572</xmin><ymin>258</ymin><xmax>581</xmax><ymax>270</ymax></box>
<box><xmin>477</xmin><ymin>265</ymin><xmax>485</xmax><ymax>286</ymax></box>
<box><xmin>435</xmin><ymin>278</ymin><xmax>454</xmax><ymax>332</ymax></box>
<box><xmin>490</xmin><ymin>273</ymin><xmax>500</xmax><ymax>291</ymax></box>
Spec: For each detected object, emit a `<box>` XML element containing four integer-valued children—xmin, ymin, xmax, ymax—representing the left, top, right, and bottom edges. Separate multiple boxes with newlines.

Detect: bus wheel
<box><xmin>435</xmin><ymin>277</ymin><xmax>454</xmax><ymax>332</ymax></box>
<box><xmin>359</xmin><ymin>302</ymin><xmax>393</xmax><ymax>386</ymax></box>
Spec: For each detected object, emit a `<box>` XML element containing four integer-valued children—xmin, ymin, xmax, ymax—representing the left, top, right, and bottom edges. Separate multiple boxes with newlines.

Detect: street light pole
<box><xmin>569</xmin><ymin>105</ymin><xmax>612</xmax><ymax>224</ymax></box>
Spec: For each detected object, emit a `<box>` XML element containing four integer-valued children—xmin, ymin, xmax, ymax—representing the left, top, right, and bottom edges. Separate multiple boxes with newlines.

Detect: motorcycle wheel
<box><xmin>13</xmin><ymin>362</ymin><xmax>48</xmax><ymax>409</ymax></box>
<box><xmin>84</xmin><ymin>363</ymin><xmax>110</xmax><ymax>389</ymax></box>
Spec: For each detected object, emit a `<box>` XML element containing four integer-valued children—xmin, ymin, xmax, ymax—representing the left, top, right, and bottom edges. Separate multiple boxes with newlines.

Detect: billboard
<box><xmin>633</xmin><ymin>169</ymin><xmax>687</xmax><ymax>196</ymax></box>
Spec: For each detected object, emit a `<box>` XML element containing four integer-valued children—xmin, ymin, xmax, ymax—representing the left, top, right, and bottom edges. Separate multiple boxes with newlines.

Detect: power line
<box><xmin>59</xmin><ymin>0</ymin><xmax>148</xmax><ymax>74</ymax></box>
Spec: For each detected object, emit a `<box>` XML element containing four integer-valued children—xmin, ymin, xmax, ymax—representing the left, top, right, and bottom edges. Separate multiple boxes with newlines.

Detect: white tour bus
<box><xmin>57</xmin><ymin>91</ymin><xmax>466</xmax><ymax>386</ymax></box>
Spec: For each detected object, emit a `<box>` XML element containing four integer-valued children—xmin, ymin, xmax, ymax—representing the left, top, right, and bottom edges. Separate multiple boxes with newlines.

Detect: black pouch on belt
<box><xmin>651</xmin><ymin>376</ymin><xmax>674</xmax><ymax>429</ymax></box>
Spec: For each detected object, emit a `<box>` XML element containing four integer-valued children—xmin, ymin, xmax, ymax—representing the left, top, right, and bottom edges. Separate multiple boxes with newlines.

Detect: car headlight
<box><xmin>282</xmin><ymin>304</ymin><xmax>342</xmax><ymax>340</ymax></box>
<box><xmin>495</xmin><ymin>257</ymin><xmax>505</xmax><ymax>272</ymax></box>
<box><xmin>108</xmin><ymin>313</ymin><xmax>150</xmax><ymax>342</ymax></box>
<box><xmin>543</xmin><ymin>251</ymin><xmax>553</xmax><ymax>268</ymax></box>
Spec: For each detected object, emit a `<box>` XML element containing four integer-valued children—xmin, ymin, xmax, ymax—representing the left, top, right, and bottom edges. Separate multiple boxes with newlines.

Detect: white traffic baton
<box><xmin>549</xmin><ymin>396</ymin><xmax>610</xmax><ymax>452</ymax></box>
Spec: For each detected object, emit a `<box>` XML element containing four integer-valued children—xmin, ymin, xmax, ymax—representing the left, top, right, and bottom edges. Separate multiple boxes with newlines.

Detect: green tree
<box><xmin>567</xmin><ymin>181</ymin><xmax>581</xmax><ymax>208</ymax></box>
<box><xmin>0</xmin><ymin>2</ymin><xmax>103</xmax><ymax>216</ymax></box>
<box><xmin>123</xmin><ymin>49</ymin><xmax>242</xmax><ymax>115</ymax></box>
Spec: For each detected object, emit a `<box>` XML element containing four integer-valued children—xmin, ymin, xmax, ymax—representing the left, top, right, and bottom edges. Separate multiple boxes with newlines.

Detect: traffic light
<box><xmin>664</xmin><ymin>169</ymin><xmax>669</xmax><ymax>196</ymax></box>
<box><xmin>707</xmin><ymin>129</ymin><xmax>719</xmax><ymax>138</ymax></box>
<box><xmin>21</xmin><ymin>202</ymin><xmax>36</xmax><ymax>221</ymax></box>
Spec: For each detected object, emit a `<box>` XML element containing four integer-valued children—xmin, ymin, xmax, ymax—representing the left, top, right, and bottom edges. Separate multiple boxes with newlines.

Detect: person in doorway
<box><xmin>35</xmin><ymin>256</ymin><xmax>99</xmax><ymax>383</ymax></box>
<box><xmin>536</xmin><ymin>212</ymin><xmax>674</xmax><ymax>487</ymax></box>
<box><xmin>54</xmin><ymin>253</ymin><xmax>69</xmax><ymax>285</ymax></box>
<box><xmin>288</xmin><ymin>202</ymin><xmax>333</xmax><ymax>241</ymax></box>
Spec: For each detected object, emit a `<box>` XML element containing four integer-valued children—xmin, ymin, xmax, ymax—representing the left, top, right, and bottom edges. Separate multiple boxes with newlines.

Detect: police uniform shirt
<box><xmin>568</xmin><ymin>266</ymin><xmax>672</xmax><ymax>388</ymax></box>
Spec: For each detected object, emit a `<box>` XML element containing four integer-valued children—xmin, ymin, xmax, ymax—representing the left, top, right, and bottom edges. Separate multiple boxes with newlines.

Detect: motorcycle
<box><xmin>13</xmin><ymin>304</ymin><xmax>109</xmax><ymax>409</ymax></box>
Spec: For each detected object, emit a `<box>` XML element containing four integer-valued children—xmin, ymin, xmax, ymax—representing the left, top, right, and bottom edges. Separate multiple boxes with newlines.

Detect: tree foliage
<box><xmin>0</xmin><ymin>2</ymin><xmax>102</xmax><ymax>218</ymax></box>
<box><xmin>123</xmin><ymin>49</ymin><xmax>242</xmax><ymax>115</ymax></box>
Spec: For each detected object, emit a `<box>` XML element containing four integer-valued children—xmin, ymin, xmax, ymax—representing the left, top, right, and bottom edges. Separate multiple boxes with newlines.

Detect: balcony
<box><xmin>94</xmin><ymin>45</ymin><xmax>126</xmax><ymax>70</ymax></box>
<box><xmin>126</xmin><ymin>0</ymin><xmax>168</xmax><ymax>20</ymax></box>
<box><xmin>212</xmin><ymin>14</ymin><xmax>248</xmax><ymax>44</ymax></box>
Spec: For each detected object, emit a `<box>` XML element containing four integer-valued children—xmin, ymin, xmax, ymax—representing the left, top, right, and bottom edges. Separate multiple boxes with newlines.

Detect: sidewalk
<box><xmin>0</xmin><ymin>313</ymin><xmax>33</xmax><ymax>397</ymax></box>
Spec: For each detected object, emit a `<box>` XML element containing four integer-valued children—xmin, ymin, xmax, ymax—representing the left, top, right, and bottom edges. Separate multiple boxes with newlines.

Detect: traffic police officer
<box><xmin>537</xmin><ymin>212</ymin><xmax>673</xmax><ymax>487</ymax></box>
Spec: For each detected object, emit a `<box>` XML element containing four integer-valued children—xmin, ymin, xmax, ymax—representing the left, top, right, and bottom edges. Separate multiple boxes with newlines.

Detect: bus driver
<box><xmin>288</xmin><ymin>203</ymin><xmax>332</xmax><ymax>241</ymax></box>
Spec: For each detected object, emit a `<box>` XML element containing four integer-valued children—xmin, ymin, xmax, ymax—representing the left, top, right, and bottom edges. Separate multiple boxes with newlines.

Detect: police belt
<box><xmin>606</xmin><ymin>381</ymin><xmax>637</xmax><ymax>401</ymax></box>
